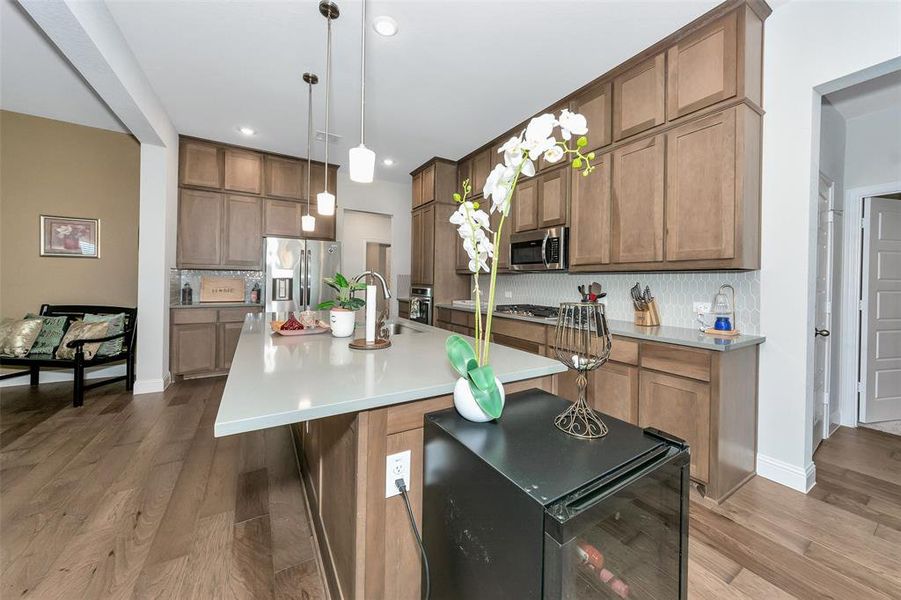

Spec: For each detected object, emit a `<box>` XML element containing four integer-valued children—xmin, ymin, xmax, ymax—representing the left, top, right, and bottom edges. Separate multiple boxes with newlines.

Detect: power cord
<box><xmin>395</xmin><ymin>478</ymin><xmax>431</xmax><ymax>600</ymax></box>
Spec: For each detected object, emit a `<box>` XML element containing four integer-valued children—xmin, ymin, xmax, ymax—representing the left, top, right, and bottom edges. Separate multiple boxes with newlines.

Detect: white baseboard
<box><xmin>756</xmin><ymin>453</ymin><xmax>816</xmax><ymax>493</ymax></box>
<box><xmin>133</xmin><ymin>372</ymin><xmax>171</xmax><ymax>395</ymax></box>
<box><xmin>0</xmin><ymin>364</ymin><xmax>125</xmax><ymax>388</ymax></box>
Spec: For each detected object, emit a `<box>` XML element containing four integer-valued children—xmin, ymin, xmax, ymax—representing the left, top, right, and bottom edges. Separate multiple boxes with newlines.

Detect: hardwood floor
<box><xmin>2</xmin><ymin>378</ymin><xmax>900</xmax><ymax>599</ymax></box>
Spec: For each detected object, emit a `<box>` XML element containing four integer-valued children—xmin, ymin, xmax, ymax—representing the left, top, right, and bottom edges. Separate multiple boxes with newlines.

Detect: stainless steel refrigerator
<box><xmin>264</xmin><ymin>237</ymin><xmax>342</xmax><ymax>314</ymax></box>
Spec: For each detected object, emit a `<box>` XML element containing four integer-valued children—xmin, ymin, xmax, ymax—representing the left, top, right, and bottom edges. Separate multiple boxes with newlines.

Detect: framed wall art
<box><xmin>40</xmin><ymin>215</ymin><xmax>100</xmax><ymax>258</ymax></box>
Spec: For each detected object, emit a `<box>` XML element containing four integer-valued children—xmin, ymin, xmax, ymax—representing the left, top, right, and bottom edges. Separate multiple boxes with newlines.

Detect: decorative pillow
<box><xmin>84</xmin><ymin>313</ymin><xmax>126</xmax><ymax>356</ymax></box>
<box><xmin>25</xmin><ymin>313</ymin><xmax>69</xmax><ymax>355</ymax></box>
<box><xmin>55</xmin><ymin>321</ymin><xmax>110</xmax><ymax>360</ymax></box>
<box><xmin>0</xmin><ymin>318</ymin><xmax>44</xmax><ymax>358</ymax></box>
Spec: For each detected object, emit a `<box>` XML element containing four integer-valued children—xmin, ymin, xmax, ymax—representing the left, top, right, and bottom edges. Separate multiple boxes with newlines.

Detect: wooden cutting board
<box><xmin>200</xmin><ymin>276</ymin><xmax>245</xmax><ymax>303</ymax></box>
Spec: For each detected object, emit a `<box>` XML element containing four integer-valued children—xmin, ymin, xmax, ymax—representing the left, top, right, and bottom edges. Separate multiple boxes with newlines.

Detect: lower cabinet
<box><xmin>170</xmin><ymin>307</ymin><xmax>261</xmax><ymax>377</ymax></box>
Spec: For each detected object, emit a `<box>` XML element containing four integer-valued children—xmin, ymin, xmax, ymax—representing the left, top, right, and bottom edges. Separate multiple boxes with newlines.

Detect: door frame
<box><xmin>838</xmin><ymin>181</ymin><xmax>901</xmax><ymax>427</ymax></box>
<box><xmin>813</xmin><ymin>173</ymin><xmax>837</xmax><ymax>448</ymax></box>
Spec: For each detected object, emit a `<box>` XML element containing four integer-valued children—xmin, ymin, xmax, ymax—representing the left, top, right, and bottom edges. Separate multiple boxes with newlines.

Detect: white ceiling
<box><xmin>0</xmin><ymin>0</ymin><xmax>125</xmax><ymax>132</ymax></box>
<box><xmin>825</xmin><ymin>69</ymin><xmax>901</xmax><ymax>121</ymax></box>
<box><xmin>3</xmin><ymin>0</ymin><xmax>721</xmax><ymax>183</ymax></box>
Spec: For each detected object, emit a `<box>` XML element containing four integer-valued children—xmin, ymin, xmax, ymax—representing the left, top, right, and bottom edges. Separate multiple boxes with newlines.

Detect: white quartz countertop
<box><xmin>214</xmin><ymin>315</ymin><xmax>566</xmax><ymax>437</ymax></box>
<box><xmin>436</xmin><ymin>303</ymin><xmax>765</xmax><ymax>352</ymax></box>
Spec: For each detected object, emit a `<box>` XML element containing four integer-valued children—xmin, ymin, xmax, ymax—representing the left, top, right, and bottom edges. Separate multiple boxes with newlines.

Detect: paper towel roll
<box><xmin>365</xmin><ymin>285</ymin><xmax>376</xmax><ymax>343</ymax></box>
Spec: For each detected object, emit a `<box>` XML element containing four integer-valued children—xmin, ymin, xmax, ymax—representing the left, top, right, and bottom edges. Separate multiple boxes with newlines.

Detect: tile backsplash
<box><xmin>170</xmin><ymin>269</ymin><xmax>264</xmax><ymax>305</ymax></box>
<box><xmin>478</xmin><ymin>271</ymin><xmax>761</xmax><ymax>334</ymax></box>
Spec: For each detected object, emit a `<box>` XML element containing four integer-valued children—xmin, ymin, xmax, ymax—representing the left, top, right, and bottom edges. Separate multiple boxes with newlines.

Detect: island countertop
<box><xmin>213</xmin><ymin>315</ymin><xmax>566</xmax><ymax>437</ymax></box>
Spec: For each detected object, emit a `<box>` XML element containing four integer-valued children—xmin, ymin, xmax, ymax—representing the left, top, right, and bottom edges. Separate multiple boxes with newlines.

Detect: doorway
<box><xmin>813</xmin><ymin>173</ymin><xmax>838</xmax><ymax>450</ymax></box>
<box><xmin>365</xmin><ymin>241</ymin><xmax>392</xmax><ymax>317</ymax></box>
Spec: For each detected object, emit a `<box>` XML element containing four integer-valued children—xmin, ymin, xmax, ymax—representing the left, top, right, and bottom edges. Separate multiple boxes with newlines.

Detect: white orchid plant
<box><xmin>445</xmin><ymin>109</ymin><xmax>597</xmax><ymax>419</ymax></box>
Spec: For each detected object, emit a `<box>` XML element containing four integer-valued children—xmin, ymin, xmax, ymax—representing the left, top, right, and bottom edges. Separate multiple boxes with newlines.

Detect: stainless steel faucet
<box><xmin>353</xmin><ymin>271</ymin><xmax>393</xmax><ymax>340</ymax></box>
<box><xmin>352</xmin><ymin>271</ymin><xmax>392</xmax><ymax>299</ymax></box>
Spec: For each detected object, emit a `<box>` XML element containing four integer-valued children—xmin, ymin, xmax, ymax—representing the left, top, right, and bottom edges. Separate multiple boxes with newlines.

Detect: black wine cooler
<box><xmin>423</xmin><ymin>390</ymin><xmax>690</xmax><ymax>600</ymax></box>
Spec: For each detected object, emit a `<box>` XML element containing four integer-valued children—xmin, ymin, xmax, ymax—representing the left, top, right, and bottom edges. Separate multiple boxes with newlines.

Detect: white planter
<box><xmin>329</xmin><ymin>309</ymin><xmax>356</xmax><ymax>338</ymax></box>
<box><xmin>453</xmin><ymin>376</ymin><xmax>505</xmax><ymax>422</ymax></box>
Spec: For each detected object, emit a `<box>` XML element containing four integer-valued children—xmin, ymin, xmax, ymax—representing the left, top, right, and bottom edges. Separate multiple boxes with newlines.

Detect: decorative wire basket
<box><xmin>552</xmin><ymin>302</ymin><xmax>613</xmax><ymax>439</ymax></box>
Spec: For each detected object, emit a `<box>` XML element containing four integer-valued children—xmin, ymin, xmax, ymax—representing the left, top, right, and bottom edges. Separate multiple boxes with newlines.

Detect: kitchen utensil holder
<box><xmin>634</xmin><ymin>299</ymin><xmax>661</xmax><ymax>327</ymax></box>
<box><xmin>552</xmin><ymin>302</ymin><xmax>612</xmax><ymax>439</ymax></box>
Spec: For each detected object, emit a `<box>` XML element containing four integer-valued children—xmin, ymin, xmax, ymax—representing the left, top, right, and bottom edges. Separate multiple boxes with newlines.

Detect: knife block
<box><xmin>634</xmin><ymin>299</ymin><xmax>661</xmax><ymax>327</ymax></box>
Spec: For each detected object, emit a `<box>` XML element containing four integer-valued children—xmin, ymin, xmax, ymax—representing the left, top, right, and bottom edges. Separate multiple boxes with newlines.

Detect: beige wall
<box><xmin>0</xmin><ymin>111</ymin><xmax>140</xmax><ymax>319</ymax></box>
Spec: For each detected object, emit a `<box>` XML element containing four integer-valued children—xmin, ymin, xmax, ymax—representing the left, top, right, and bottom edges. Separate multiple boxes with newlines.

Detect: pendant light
<box><xmin>317</xmin><ymin>1</ymin><xmax>338</xmax><ymax>216</ymax></box>
<box><xmin>348</xmin><ymin>0</ymin><xmax>375</xmax><ymax>182</ymax></box>
<box><xmin>302</xmin><ymin>72</ymin><xmax>318</xmax><ymax>233</ymax></box>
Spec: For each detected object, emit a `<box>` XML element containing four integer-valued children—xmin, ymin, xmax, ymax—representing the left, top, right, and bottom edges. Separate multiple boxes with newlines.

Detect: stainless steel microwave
<box><xmin>510</xmin><ymin>227</ymin><xmax>568</xmax><ymax>271</ymax></box>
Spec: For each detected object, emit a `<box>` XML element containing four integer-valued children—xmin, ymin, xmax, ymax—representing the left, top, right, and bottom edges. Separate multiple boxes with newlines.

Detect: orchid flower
<box><xmin>558</xmin><ymin>108</ymin><xmax>588</xmax><ymax>141</ymax></box>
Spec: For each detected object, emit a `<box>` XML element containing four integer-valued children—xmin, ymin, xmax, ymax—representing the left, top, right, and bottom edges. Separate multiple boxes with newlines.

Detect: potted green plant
<box><xmin>317</xmin><ymin>273</ymin><xmax>367</xmax><ymax>338</ymax></box>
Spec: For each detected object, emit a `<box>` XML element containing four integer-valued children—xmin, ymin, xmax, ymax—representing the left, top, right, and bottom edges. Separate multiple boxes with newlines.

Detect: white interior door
<box><xmin>860</xmin><ymin>197</ymin><xmax>901</xmax><ymax>423</ymax></box>
<box><xmin>813</xmin><ymin>175</ymin><xmax>836</xmax><ymax>448</ymax></box>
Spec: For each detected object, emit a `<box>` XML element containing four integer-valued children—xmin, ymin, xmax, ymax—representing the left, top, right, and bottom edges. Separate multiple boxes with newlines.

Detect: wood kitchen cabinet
<box><xmin>513</xmin><ymin>177</ymin><xmax>539</xmax><ymax>233</ymax></box>
<box><xmin>171</xmin><ymin>322</ymin><xmax>218</xmax><ymax>376</ymax></box>
<box><xmin>222</xmin><ymin>195</ymin><xmax>263</xmax><ymax>269</ymax></box>
<box><xmin>264</xmin><ymin>155</ymin><xmax>304</xmax><ymax>199</ymax></box>
<box><xmin>613</xmin><ymin>53</ymin><xmax>666</xmax><ymax>141</ymax></box>
<box><xmin>411</xmin><ymin>163</ymin><xmax>437</xmax><ymax>209</ymax></box>
<box><xmin>667</xmin><ymin>11</ymin><xmax>738</xmax><ymax>120</ymax></box>
<box><xmin>611</xmin><ymin>134</ymin><xmax>665</xmax><ymax>265</ymax></box>
<box><xmin>570</xmin><ymin>152</ymin><xmax>611</xmax><ymax>267</ymax></box>
<box><xmin>177</xmin><ymin>189</ymin><xmax>223</xmax><ymax>268</ymax></box>
<box><xmin>470</xmin><ymin>149</ymin><xmax>491</xmax><ymax>197</ymax></box>
<box><xmin>412</xmin><ymin>171</ymin><xmax>423</xmax><ymax>208</ymax></box>
<box><xmin>217</xmin><ymin>321</ymin><xmax>244</xmax><ymax>370</ymax></box>
<box><xmin>180</xmin><ymin>139</ymin><xmax>222</xmax><ymax>189</ymax></box>
<box><xmin>457</xmin><ymin>158</ymin><xmax>471</xmax><ymax>192</ymax></box>
<box><xmin>224</xmin><ymin>148</ymin><xmax>263</xmax><ymax>194</ymax></box>
<box><xmin>411</xmin><ymin>206</ymin><xmax>435</xmax><ymax>286</ymax></box>
<box><xmin>573</xmin><ymin>82</ymin><xmax>612</xmax><ymax>149</ymax></box>
<box><xmin>263</xmin><ymin>198</ymin><xmax>303</xmax><ymax>238</ymax></box>
<box><xmin>170</xmin><ymin>307</ymin><xmax>262</xmax><ymax>377</ymax></box>
<box><xmin>538</xmin><ymin>166</ymin><xmax>569</xmax><ymax>228</ymax></box>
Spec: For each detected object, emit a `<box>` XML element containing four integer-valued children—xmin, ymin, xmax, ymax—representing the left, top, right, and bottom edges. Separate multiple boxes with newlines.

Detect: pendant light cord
<box><xmin>306</xmin><ymin>78</ymin><xmax>313</xmax><ymax>216</ymax></box>
<box><xmin>359</xmin><ymin>0</ymin><xmax>366</xmax><ymax>146</ymax></box>
<box><xmin>324</xmin><ymin>14</ymin><xmax>332</xmax><ymax>195</ymax></box>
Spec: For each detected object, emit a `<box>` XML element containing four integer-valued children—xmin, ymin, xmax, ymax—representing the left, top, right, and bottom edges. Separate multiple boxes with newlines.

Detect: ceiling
<box><xmin>825</xmin><ymin>69</ymin><xmax>901</xmax><ymax>121</ymax></box>
<box><xmin>0</xmin><ymin>0</ymin><xmax>125</xmax><ymax>132</ymax></box>
<box><xmin>3</xmin><ymin>0</ymin><xmax>721</xmax><ymax>183</ymax></box>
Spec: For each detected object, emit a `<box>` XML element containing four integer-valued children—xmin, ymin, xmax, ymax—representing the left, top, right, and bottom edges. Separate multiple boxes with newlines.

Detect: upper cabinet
<box><xmin>222</xmin><ymin>195</ymin><xmax>263</xmax><ymax>268</ymax></box>
<box><xmin>613</xmin><ymin>53</ymin><xmax>666</xmax><ymax>141</ymax></box>
<box><xmin>177</xmin><ymin>190</ymin><xmax>262</xmax><ymax>269</ymax></box>
<box><xmin>538</xmin><ymin>167</ymin><xmax>569</xmax><ymax>228</ymax></box>
<box><xmin>265</xmin><ymin>156</ymin><xmax>304</xmax><ymax>200</ymax></box>
<box><xmin>513</xmin><ymin>177</ymin><xmax>539</xmax><ymax>233</ymax></box>
<box><xmin>470</xmin><ymin>149</ymin><xmax>491</xmax><ymax>197</ymax></box>
<box><xmin>224</xmin><ymin>148</ymin><xmax>263</xmax><ymax>194</ymax></box>
<box><xmin>570</xmin><ymin>152</ymin><xmax>611</xmax><ymax>268</ymax></box>
<box><xmin>180</xmin><ymin>140</ymin><xmax>221</xmax><ymax>189</ymax></box>
<box><xmin>411</xmin><ymin>163</ymin><xmax>437</xmax><ymax>209</ymax></box>
<box><xmin>667</xmin><ymin>12</ymin><xmax>738</xmax><ymax>120</ymax></box>
<box><xmin>573</xmin><ymin>82</ymin><xmax>612</xmax><ymax>150</ymax></box>
<box><xmin>611</xmin><ymin>135</ymin><xmax>665</xmax><ymax>265</ymax></box>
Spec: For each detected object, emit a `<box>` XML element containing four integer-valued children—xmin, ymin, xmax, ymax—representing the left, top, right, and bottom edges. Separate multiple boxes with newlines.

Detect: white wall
<box><xmin>758</xmin><ymin>0</ymin><xmax>901</xmax><ymax>492</ymax></box>
<box><xmin>336</xmin><ymin>173</ymin><xmax>412</xmax><ymax>317</ymax></box>
<box><xmin>342</xmin><ymin>209</ymin><xmax>392</xmax><ymax>282</ymax></box>
<box><xmin>845</xmin><ymin>105</ymin><xmax>901</xmax><ymax>189</ymax></box>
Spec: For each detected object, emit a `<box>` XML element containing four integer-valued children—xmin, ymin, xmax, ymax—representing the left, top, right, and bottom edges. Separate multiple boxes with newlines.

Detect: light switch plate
<box><xmin>385</xmin><ymin>450</ymin><xmax>411</xmax><ymax>498</ymax></box>
<box><xmin>504</xmin><ymin>291</ymin><xmax>513</xmax><ymax>299</ymax></box>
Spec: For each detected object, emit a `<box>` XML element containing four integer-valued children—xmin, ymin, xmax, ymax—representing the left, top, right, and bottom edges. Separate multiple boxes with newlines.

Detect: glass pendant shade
<box><xmin>349</xmin><ymin>144</ymin><xmax>375</xmax><ymax>183</ymax></box>
<box><xmin>301</xmin><ymin>213</ymin><xmax>316</xmax><ymax>232</ymax></box>
<box><xmin>317</xmin><ymin>191</ymin><xmax>336</xmax><ymax>216</ymax></box>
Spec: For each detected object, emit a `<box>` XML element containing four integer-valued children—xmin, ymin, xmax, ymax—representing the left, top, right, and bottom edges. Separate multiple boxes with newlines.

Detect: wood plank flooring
<box><xmin>2</xmin><ymin>378</ymin><xmax>900</xmax><ymax>599</ymax></box>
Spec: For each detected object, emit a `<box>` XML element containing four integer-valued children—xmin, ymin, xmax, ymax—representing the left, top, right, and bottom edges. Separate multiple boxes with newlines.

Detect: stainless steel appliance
<box><xmin>264</xmin><ymin>237</ymin><xmax>342</xmax><ymax>314</ymax></box>
<box><xmin>510</xmin><ymin>226</ymin><xmax>568</xmax><ymax>271</ymax></box>
<box><xmin>409</xmin><ymin>286</ymin><xmax>433</xmax><ymax>325</ymax></box>
<box><xmin>424</xmin><ymin>391</ymin><xmax>690</xmax><ymax>600</ymax></box>
<box><xmin>495</xmin><ymin>304</ymin><xmax>559</xmax><ymax>320</ymax></box>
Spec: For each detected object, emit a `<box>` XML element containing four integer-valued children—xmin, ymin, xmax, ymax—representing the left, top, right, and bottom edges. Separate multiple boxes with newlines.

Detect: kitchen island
<box><xmin>214</xmin><ymin>314</ymin><xmax>566</xmax><ymax>600</ymax></box>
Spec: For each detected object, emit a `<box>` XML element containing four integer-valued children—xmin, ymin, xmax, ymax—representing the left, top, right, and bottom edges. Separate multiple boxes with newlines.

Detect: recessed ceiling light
<box><xmin>383</xmin><ymin>158</ymin><xmax>395</xmax><ymax>166</ymax></box>
<box><xmin>238</xmin><ymin>126</ymin><xmax>256</xmax><ymax>136</ymax></box>
<box><xmin>372</xmin><ymin>16</ymin><xmax>398</xmax><ymax>37</ymax></box>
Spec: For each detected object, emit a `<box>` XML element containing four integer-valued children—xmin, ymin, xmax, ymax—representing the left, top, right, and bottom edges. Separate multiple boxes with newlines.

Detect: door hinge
<box><xmin>825</xmin><ymin>300</ymin><xmax>832</xmax><ymax>315</ymax></box>
<box><xmin>859</xmin><ymin>299</ymin><xmax>864</xmax><ymax>311</ymax></box>
<box><xmin>857</xmin><ymin>381</ymin><xmax>865</xmax><ymax>393</ymax></box>
<box><xmin>861</xmin><ymin>217</ymin><xmax>867</xmax><ymax>229</ymax></box>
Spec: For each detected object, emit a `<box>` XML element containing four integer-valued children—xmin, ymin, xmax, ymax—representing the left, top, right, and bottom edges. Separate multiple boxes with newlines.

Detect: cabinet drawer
<box><xmin>492</xmin><ymin>333</ymin><xmax>543</xmax><ymax>355</ymax></box>
<box><xmin>218</xmin><ymin>307</ymin><xmax>261</xmax><ymax>323</ymax></box>
<box><xmin>491</xmin><ymin>318</ymin><xmax>547</xmax><ymax>345</ymax></box>
<box><xmin>451</xmin><ymin>310</ymin><xmax>473</xmax><ymax>327</ymax></box>
<box><xmin>435</xmin><ymin>307</ymin><xmax>452</xmax><ymax>325</ymax></box>
<box><xmin>640</xmin><ymin>341</ymin><xmax>711</xmax><ymax>381</ymax></box>
<box><xmin>171</xmin><ymin>308</ymin><xmax>217</xmax><ymax>324</ymax></box>
<box><xmin>610</xmin><ymin>336</ymin><xmax>639</xmax><ymax>365</ymax></box>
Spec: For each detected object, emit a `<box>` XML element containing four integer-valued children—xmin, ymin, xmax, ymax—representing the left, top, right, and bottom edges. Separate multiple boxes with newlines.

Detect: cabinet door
<box><xmin>310</xmin><ymin>164</ymin><xmax>338</xmax><ymax>201</ymax></box>
<box><xmin>593</xmin><ymin>362</ymin><xmax>639</xmax><ymax>424</ymax></box>
<box><xmin>513</xmin><ymin>177</ymin><xmax>539</xmax><ymax>233</ymax></box>
<box><xmin>264</xmin><ymin>156</ymin><xmax>304</xmax><ymax>199</ymax></box>
<box><xmin>471</xmin><ymin>150</ymin><xmax>491</xmax><ymax>197</ymax></box>
<box><xmin>574</xmin><ymin>82</ymin><xmax>612</xmax><ymax>149</ymax></box>
<box><xmin>309</xmin><ymin>208</ymin><xmax>336</xmax><ymax>241</ymax></box>
<box><xmin>222</xmin><ymin>195</ymin><xmax>262</xmax><ymax>268</ymax></box>
<box><xmin>611</xmin><ymin>135</ymin><xmax>664</xmax><ymax>264</ymax></box>
<box><xmin>177</xmin><ymin>189</ymin><xmax>223</xmax><ymax>267</ymax></box>
<box><xmin>411</xmin><ymin>210</ymin><xmax>423</xmax><ymax>283</ymax></box>
<box><xmin>420</xmin><ymin>205</ymin><xmax>435</xmax><ymax>285</ymax></box>
<box><xmin>666</xmin><ymin>12</ymin><xmax>737</xmax><ymax>120</ymax></box>
<box><xmin>180</xmin><ymin>140</ymin><xmax>221</xmax><ymax>189</ymax></box>
<box><xmin>263</xmin><ymin>198</ymin><xmax>303</xmax><ymax>238</ymax></box>
<box><xmin>495</xmin><ymin>206</ymin><xmax>514</xmax><ymax>271</ymax></box>
<box><xmin>613</xmin><ymin>53</ymin><xmax>665</xmax><ymax>141</ymax></box>
<box><xmin>665</xmin><ymin>109</ymin><xmax>736</xmax><ymax>261</ymax></box>
<box><xmin>639</xmin><ymin>370</ymin><xmax>710</xmax><ymax>482</ymax></box>
<box><xmin>570</xmin><ymin>152</ymin><xmax>611</xmax><ymax>267</ymax></box>
<box><xmin>224</xmin><ymin>148</ymin><xmax>262</xmax><ymax>194</ymax></box>
<box><xmin>412</xmin><ymin>172</ymin><xmax>423</xmax><ymax>209</ymax></box>
<box><xmin>171</xmin><ymin>323</ymin><xmax>218</xmax><ymax>375</ymax></box>
<box><xmin>538</xmin><ymin>167</ymin><xmax>568</xmax><ymax>228</ymax></box>
<box><xmin>421</xmin><ymin>164</ymin><xmax>435</xmax><ymax>205</ymax></box>
<box><xmin>217</xmin><ymin>321</ymin><xmax>244</xmax><ymax>370</ymax></box>
<box><xmin>457</xmin><ymin>159</ymin><xmax>471</xmax><ymax>192</ymax></box>
<box><xmin>455</xmin><ymin>229</ymin><xmax>469</xmax><ymax>272</ymax></box>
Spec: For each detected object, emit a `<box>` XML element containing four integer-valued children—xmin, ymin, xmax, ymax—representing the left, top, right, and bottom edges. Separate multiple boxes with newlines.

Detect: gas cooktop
<box><xmin>494</xmin><ymin>304</ymin><xmax>559</xmax><ymax>319</ymax></box>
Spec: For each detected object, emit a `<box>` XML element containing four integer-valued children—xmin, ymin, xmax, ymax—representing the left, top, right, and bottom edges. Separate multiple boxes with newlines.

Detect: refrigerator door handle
<box><xmin>306</xmin><ymin>248</ymin><xmax>312</xmax><ymax>310</ymax></box>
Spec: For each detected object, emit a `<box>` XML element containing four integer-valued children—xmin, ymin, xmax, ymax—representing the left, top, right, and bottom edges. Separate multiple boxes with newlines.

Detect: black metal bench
<box><xmin>0</xmin><ymin>305</ymin><xmax>137</xmax><ymax>407</ymax></box>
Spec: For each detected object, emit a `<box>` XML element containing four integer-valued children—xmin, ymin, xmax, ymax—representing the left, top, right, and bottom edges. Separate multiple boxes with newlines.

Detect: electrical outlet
<box><xmin>385</xmin><ymin>450</ymin><xmax>411</xmax><ymax>498</ymax></box>
<box><xmin>504</xmin><ymin>291</ymin><xmax>513</xmax><ymax>299</ymax></box>
<box><xmin>693</xmin><ymin>302</ymin><xmax>712</xmax><ymax>316</ymax></box>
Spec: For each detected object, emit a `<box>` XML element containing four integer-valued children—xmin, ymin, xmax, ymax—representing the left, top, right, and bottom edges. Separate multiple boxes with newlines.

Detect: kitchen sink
<box><xmin>386</xmin><ymin>322</ymin><xmax>422</xmax><ymax>335</ymax></box>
